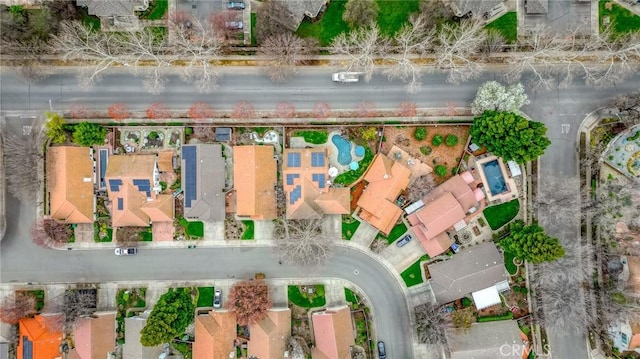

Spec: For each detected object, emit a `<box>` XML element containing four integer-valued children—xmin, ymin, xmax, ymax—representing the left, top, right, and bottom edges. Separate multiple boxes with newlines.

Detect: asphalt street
<box><xmin>2</xmin><ymin>67</ymin><xmax>640</xmax><ymax>358</ymax></box>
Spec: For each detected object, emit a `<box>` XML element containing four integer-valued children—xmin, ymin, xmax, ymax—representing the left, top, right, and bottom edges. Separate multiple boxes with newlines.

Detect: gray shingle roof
<box><xmin>428</xmin><ymin>242</ymin><xmax>507</xmax><ymax>304</ymax></box>
<box><xmin>450</xmin><ymin>0</ymin><xmax>503</xmax><ymax>16</ymax></box>
<box><xmin>281</xmin><ymin>0</ymin><xmax>327</xmax><ymax>30</ymax></box>
<box><xmin>77</xmin><ymin>0</ymin><xmax>148</xmax><ymax>17</ymax></box>
<box><xmin>182</xmin><ymin>144</ymin><xmax>226</xmax><ymax>222</ymax></box>
<box><xmin>447</xmin><ymin>321</ymin><xmax>523</xmax><ymax>359</ymax></box>
<box><xmin>525</xmin><ymin>0</ymin><xmax>548</xmax><ymax>14</ymax></box>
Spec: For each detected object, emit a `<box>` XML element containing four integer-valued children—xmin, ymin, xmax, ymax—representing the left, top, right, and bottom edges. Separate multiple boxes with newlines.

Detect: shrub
<box><xmin>452</xmin><ymin>167</ymin><xmax>459</xmax><ymax>175</ymax></box>
<box><xmin>414</xmin><ymin>127</ymin><xmax>427</xmax><ymax>141</ymax></box>
<box><xmin>445</xmin><ymin>134</ymin><xmax>459</xmax><ymax>146</ymax></box>
<box><xmin>434</xmin><ymin>165</ymin><xmax>447</xmax><ymax>176</ymax></box>
<box><xmin>513</xmin><ymin>286</ymin><xmax>521</xmax><ymax>293</ymax></box>
<box><xmin>520</xmin><ymin>287</ymin><xmax>528</xmax><ymax>295</ymax></box>
<box><xmin>461</xmin><ymin>297</ymin><xmax>472</xmax><ymax>308</ymax></box>
<box><xmin>185</xmin><ymin>127</ymin><xmax>193</xmax><ymax>135</ymax></box>
<box><xmin>419</xmin><ymin>146</ymin><xmax>432</xmax><ymax>155</ymax></box>
<box><xmin>361</xmin><ymin>127</ymin><xmax>378</xmax><ymax>141</ymax></box>
<box><xmin>432</xmin><ymin>134</ymin><xmax>444</xmax><ymax>146</ymax></box>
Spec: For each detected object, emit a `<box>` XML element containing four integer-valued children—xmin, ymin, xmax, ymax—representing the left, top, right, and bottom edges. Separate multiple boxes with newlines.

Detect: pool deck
<box><xmin>473</xmin><ymin>155</ymin><xmax>519</xmax><ymax>203</ymax></box>
<box><xmin>289</xmin><ymin>131</ymin><xmax>364</xmax><ymax>174</ymax></box>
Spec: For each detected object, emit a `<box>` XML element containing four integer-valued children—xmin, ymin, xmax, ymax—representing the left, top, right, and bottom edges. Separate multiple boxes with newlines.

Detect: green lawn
<box><xmin>377</xmin><ymin>222</ymin><xmax>407</xmax><ymax>244</ymax></box>
<box><xmin>292</xmin><ymin>130</ymin><xmax>329</xmax><ymax>144</ymax></box>
<box><xmin>504</xmin><ymin>251</ymin><xmax>518</xmax><ymax>275</ymax></box>
<box><xmin>342</xmin><ymin>216</ymin><xmax>361</xmax><ymax>240</ymax></box>
<box><xmin>344</xmin><ymin>288</ymin><xmax>359</xmax><ymax>305</ymax></box>
<box><xmin>180</xmin><ymin>218</ymin><xmax>204</xmax><ymax>238</ymax></box>
<box><xmin>82</xmin><ymin>13</ymin><xmax>101</xmax><ymax>30</ymax></box>
<box><xmin>400</xmin><ymin>254</ymin><xmax>429</xmax><ymax>287</ymax></box>
<box><xmin>140</xmin><ymin>227</ymin><xmax>153</xmax><ymax>242</ymax></box>
<box><xmin>251</xmin><ymin>13</ymin><xmax>257</xmax><ymax>46</ymax></box>
<box><xmin>483</xmin><ymin>199</ymin><xmax>519</xmax><ymax>230</ymax></box>
<box><xmin>196</xmin><ymin>286</ymin><xmax>214</xmax><ymax>307</ymax></box>
<box><xmin>376</xmin><ymin>0</ymin><xmax>420</xmax><ymax>36</ymax></box>
<box><xmin>297</xmin><ymin>0</ymin><xmax>350</xmax><ymax>46</ymax></box>
<box><xmin>485</xmin><ymin>11</ymin><xmax>518</xmax><ymax>43</ymax></box>
<box><xmin>241</xmin><ymin>220</ymin><xmax>254</xmax><ymax>240</ymax></box>
<box><xmin>140</xmin><ymin>0</ymin><xmax>168</xmax><ymax>20</ymax></box>
<box><xmin>599</xmin><ymin>0</ymin><xmax>640</xmax><ymax>35</ymax></box>
<box><xmin>288</xmin><ymin>285</ymin><xmax>327</xmax><ymax>308</ymax></box>
<box><xmin>334</xmin><ymin>146</ymin><xmax>374</xmax><ymax>185</ymax></box>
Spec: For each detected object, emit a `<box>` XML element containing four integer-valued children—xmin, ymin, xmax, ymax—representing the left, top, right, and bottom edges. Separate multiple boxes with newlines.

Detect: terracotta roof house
<box><xmin>356</xmin><ymin>153</ymin><xmax>411</xmax><ymax>235</ymax></box>
<box><xmin>16</xmin><ymin>314</ymin><xmax>63</xmax><ymax>359</ymax></box>
<box><xmin>311</xmin><ymin>306</ymin><xmax>355</xmax><ymax>359</ymax></box>
<box><xmin>182</xmin><ymin>144</ymin><xmax>226</xmax><ymax>222</ymax></box>
<box><xmin>105</xmin><ymin>155</ymin><xmax>174</xmax><ymax>227</ymax></box>
<box><xmin>194</xmin><ymin>310</ymin><xmax>237</xmax><ymax>359</ymax></box>
<box><xmin>157</xmin><ymin>151</ymin><xmax>174</xmax><ymax>172</ymax></box>
<box><xmin>283</xmin><ymin>148</ymin><xmax>350</xmax><ymax>219</ymax></box>
<box><xmin>428</xmin><ymin>242</ymin><xmax>508</xmax><ymax>306</ymax></box>
<box><xmin>447</xmin><ymin>321</ymin><xmax>524</xmax><ymax>359</ymax></box>
<box><xmin>68</xmin><ymin>312</ymin><xmax>116</xmax><ymax>359</ymax></box>
<box><xmin>407</xmin><ymin>171</ymin><xmax>485</xmax><ymax>257</ymax></box>
<box><xmin>247</xmin><ymin>309</ymin><xmax>291</xmax><ymax>359</ymax></box>
<box><xmin>233</xmin><ymin>146</ymin><xmax>277</xmax><ymax>220</ymax></box>
<box><xmin>47</xmin><ymin>146</ymin><xmax>95</xmax><ymax>224</ymax></box>
<box><xmin>123</xmin><ymin>311</ymin><xmax>164</xmax><ymax>359</ymax></box>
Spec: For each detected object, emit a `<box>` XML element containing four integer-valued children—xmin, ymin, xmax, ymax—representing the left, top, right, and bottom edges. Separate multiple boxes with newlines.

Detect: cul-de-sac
<box><xmin>1</xmin><ymin>0</ymin><xmax>640</xmax><ymax>358</ymax></box>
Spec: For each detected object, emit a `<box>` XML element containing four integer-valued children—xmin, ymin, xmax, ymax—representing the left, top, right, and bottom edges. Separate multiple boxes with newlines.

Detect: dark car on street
<box><xmin>377</xmin><ymin>341</ymin><xmax>387</xmax><ymax>359</ymax></box>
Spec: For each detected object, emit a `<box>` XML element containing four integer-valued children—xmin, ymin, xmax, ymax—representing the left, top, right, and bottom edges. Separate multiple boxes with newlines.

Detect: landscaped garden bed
<box><xmin>400</xmin><ymin>254</ymin><xmax>429</xmax><ymax>287</ymax></box>
<box><xmin>115</xmin><ymin>288</ymin><xmax>147</xmax><ymax>344</ymax></box>
<box><xmin>342</xmin><ymin>215</ymin><xmax>360</xmax><ymax>240</ymax></box>
<box><xmin>196</xmin><ymin>286</ymin><xmax>214</xmax><ymax>308</ymax></box>
<box><xmin>483</xmin><ymin>199</ymin><xmax>520</xmax><ymax>230</ymax></box>
<box><xmin>178</xmin><ymin>218</ymin><xmax>204</xmax><ymax>240</ymax></box>
<box><xmin>241</xmin><ymin>220</ymin><xmax>254</xmax><ymax>240</ymax></box>
<box><xmin>291</xmin><ymin>129</ymin><xmax>329</xmax><ymax>145</ymax></box>
<box><xmin>381</xmin><ymin>125</ymin><xmax>469</xmax><ymax>184</ymax></box>
<box><xmin>288</xmin><ymin>285</ymin><xmax>326</xmax><ymax>308</ymax></box>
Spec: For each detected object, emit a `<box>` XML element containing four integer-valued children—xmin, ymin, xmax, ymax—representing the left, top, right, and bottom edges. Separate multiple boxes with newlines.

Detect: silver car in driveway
<box><xmin>213</xmin><ymin>289</ymin><xmax>222</xmax><ymax>308</ymax></box>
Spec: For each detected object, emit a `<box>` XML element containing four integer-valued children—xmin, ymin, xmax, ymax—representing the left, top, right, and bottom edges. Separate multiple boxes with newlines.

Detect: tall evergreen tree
<box><xmin>499</xmin><ymin>220</ymin><xmax>565</xmax><ymax>263</ymax></box>
<box><xmin>140</xmin><ymin>288</ymin><xmax>194</xmax><ymax>346</ymax></box>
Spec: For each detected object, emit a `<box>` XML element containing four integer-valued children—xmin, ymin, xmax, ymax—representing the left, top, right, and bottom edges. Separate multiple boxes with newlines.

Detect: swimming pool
<box><xmin>331</xmin><ymin>134</ymin><xmax>352</xmax><ymax>166</ymax></box>
<box><xmin>482</xmin><ymin>160</ymin><xmax>508</xmax><ymax>196</ymax></box>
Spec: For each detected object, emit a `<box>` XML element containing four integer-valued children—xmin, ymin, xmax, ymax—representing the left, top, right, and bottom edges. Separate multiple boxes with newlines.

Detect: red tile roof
<box><xmin>194</xmin><ymin>310</ymin><xmax>237</xmax><ymax>359</ymax></box>
<box><xmin>17</xmin><ymin>314</ymin><xmax>63</xmax><ymax>359</ymax></box>
<box><xmin>311</xmin><ymin>306</ymin><xmax>354</xmax><ymax>359</ymax></box>
<box><xmin>47</xmin><ymin>146</ymin><xmax>94</xmax><ymax>224</ymax></box>
<box><xmin>233</xmin><ymin>146</ymin><xmax>277</xmax><ymax>220</ymax></box>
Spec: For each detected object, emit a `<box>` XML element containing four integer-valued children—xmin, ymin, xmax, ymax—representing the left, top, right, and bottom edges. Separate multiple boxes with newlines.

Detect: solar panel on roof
<box><xmin>23</xmin><ymin>337</ymin><xmax>33</xmax><ymax>359</ymax></box>
<box><xmin>286</xmin><ymin>173</ymin><xmax>300</xmax><ymax>185</ymax></box>
<box><xmin>182</xmin><ymin>146</ymin><xmax>198</xmax><ymax>208</ymax></box>
<box><xmin>312</xmin><ymin>173</ymin><xmax>326</xmax><ymax>189</ymax></box>
<box><xmin>289</xmin><ymin>185</ymin><xmax>302</xmax><ymax>205</ymax></box>
<box><xmin>287</xmin><ymin>152</ymin><xmax>301</xmax><ymax>167</ymax></box>
<box><xmin>108</xmin><ymin>179</ymin><xmax>122</xmax><ymax>192</ymax></box>
<box><xmin>311</xmin><ymin>152</ymin><xmax>325</xmax><ymax>167</ymax></box>
<box><xmin>117</xmin><ymin>198</ymin><xmax>123</xmax><ymax>210</ymax></box>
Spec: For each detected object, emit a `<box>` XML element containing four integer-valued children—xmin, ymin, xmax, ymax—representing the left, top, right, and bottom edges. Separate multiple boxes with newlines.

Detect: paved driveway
<box><xmin>521</xmin><ymin>0</ymin><xmax>592</xmax><ymax>35</ymax></box>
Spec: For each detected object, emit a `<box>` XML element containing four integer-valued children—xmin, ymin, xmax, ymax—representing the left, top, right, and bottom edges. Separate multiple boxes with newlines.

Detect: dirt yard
<box><xmin>381</xmin><ymin>125</ymin><xmax>470</xmax><ymax>183</ymax></box>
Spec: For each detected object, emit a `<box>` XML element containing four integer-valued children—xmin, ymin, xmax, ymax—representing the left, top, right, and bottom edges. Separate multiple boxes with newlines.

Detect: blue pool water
<box><xmin>332</xmin><ymin>135</ymin><xmax>352</xmax><ymax>165</ymax></box>
<box><xmin>482</xmin><ymin>160</ymin><xmax>508</xmax><ymax>196</ymax></box>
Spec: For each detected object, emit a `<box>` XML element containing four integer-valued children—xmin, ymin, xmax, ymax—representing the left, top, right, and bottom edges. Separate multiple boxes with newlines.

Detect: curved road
<box><xmin>2</xmin><ymin>67</ymin><xmax>640</xmax><ymax>358</ymax></box>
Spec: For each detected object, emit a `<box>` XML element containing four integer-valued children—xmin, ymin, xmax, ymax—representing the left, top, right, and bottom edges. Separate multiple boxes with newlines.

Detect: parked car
<box><xmin>115</xmin><ymin>247</ymin><xmax>137</xmax><ymax>256</ymax></box>
<box><xmin>377</xmin><ymin>341</ymin><xmax>387</xmax><ymax>359</ymax></box>
<box><xmin>213</xmin><ymin>289</ymin><xmax>222</xmax><ymax>308</ymax></box>
<box><xmin>227</xmin><ymin>1</ymin><xmax>245</xmax><ymax>10</ymax></box>
<box><xmin>396</xmin><ymin>234</ymin><xmax>412</xmax><ymax>247</ymax></box>
<box><xmin>451</xmin><ymin>243</ymin><xmax>460</xmax><ymax>253</ymax></box>
<box><xmin>225</xmin><ymin>21</ymin><xmax>243</xmax><ymax>30</ymax></box>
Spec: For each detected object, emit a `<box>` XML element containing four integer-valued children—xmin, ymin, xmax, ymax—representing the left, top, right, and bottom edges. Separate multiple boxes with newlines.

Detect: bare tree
<box><xmin>370</xmin><ymin>238</ymin><xmax>387</xmax><ymax>254</ymax></box>
<box><xmin>342</xmin><ymin>0</ymin><xmax>379</xmax><ymax>28</ymax></box>
<box><xmin>259</xmin><ymin>33</ymin><xmax>313</xmax><ymax>82</ymax></box>
<box><xmin>580</xmin><ymin>29</ymin><xmax>640</xmax><ymax>88</ymax></box>
<box><xmin>226</xmin><ymin>279</ymin><xmax>272</xmax><ymax>326</ymax></box>
<box><xmin>414</xmin><ymin>303</ymin><xmax>450</xmax><ymax>347</ymax></box>
<box><xmin>384</xmin><ymin>14</ymin><xmax>435</xmax><ymax>94</ymax></box>
<box><xmin>30</xmin><ymin>218</ymin><xmax>73</xmax><ymax>248</ymax></box>
<box><xmin>313</xmin><ymin>102</ymin><xmax>331</xmax><ymax>118</ymax></box>
<box><xmin>232</xmin><ymin>101</ymin><xmax>256</xmax><ymax>119</ymax></box>
<box><xmin>287</xmin><ymin>336</ymin><xmax>309</xmax><ymax>359</ymax></box>
<box><xmin>3</xmin><ymin>122</ymin><xmax>44</xmax><ymax>202</ymax></box>
<box><xmin>255</xmin><ymin>0</ymin><xmax>295</xmax><ymax>43</ymax></box>
<box><xmin>46</xmin><ymin>290</ymin><xmax>97</xmax><ymax>331</ymax></box>
<box><xmin>481</xmin><ymin>29</ymin><xmax>507</xmax><ymax>54</ymax></box>
<box><xmin>0</xmin><ymin>291</ymin><xmax>37</xmax><ymax>324</ymax></box>
<box><xmin>51</xmin><ymin>21</ymin><xmax>127</xmax><ymax>88</ymax></box>
<box><xmin>273</xmin><ymin>219</ymin><xmax>333</xmax><ymax>266</ymax></box>
<box><xmin>418</xmin><ymin>0</ymin><xmax>454</xmax><ymax>28</ymax></box>
<box><xmin>611</xmin><ymin>91</ymin><xmax>640</xmax><ymax>129</ymax></box>
<box><xmin>407</xmin><ymin>174</ymin><xmax>437</xmax><ymax>202</ymax></box>
<box><xmin>172</xmin><ymin>17</ymin><xmax>223</xmax><ymax>93</ymax></box>
<box><xmin>117</xmin><ymin>27</ymin><xmax>172</xmax><ymax>95</ymax></box>
<box><xmin>433</xmin><ymin>20</ymin><xmax>486</xmax><ymax>84</ymax></box>
<box><xmin>330</xmin><ymin>25</ymin><xmax>389</xmax><ymax>82</ymax></box>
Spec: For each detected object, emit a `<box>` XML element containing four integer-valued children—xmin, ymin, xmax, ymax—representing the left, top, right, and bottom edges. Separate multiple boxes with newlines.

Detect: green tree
<box><xmin>445</xmin><ymin>134</ymin><xmax>458</xmax><ymax>147</ymax></box>
<box><xmin>499</xmin><ymin>220</ymin><xmax>565</xmax><ymax>263</ymax></box>
<box><xmin>469</xmin><ymin>111</ymin><xmax>550</xmax><ymax>164</ymax></box>
<box><xmin>432</xmin><ymin>134</ymin><xmax>443</xmax><ymax>146</ymax></box>
<box><xmin>434</xmin><ymin>165</ymin><xmax>447</xmax><ymax>176</ymax></box>
<box><xmin>45</xmin><ymin>112</ymin><xmax>66</xmax><ymax>144</ymax></box>
<box><xmin>140</xmin><ymin>288</ymin><xmax>195</xmax><ymax>347</ymax></box>
<box><xmin>72</xmin><ymin>122</ymin><xmax>106</xmax><ymax>146</ymax></box>
<box><xmin>451</xmin><ymin>308</ymin><xmax>475</xmax><ymax>329</ymax></box>
<box><xmin>360</xmin><ymin>127</ymin><xmax>378</xmax><ymax>141</ymax></box>
<box><xmin>414</xmin><ymin>127</ymin><xmax>427</xmax><ymax>141</ymax></box>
